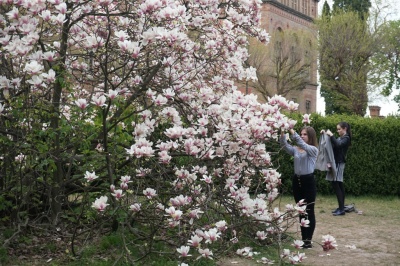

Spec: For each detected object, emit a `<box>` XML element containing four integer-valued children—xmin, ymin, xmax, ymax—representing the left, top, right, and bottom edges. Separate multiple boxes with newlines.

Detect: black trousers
<box><xmin>292</xmin><ymin>173</ymin><xmax>316</xmax><ymax>242</ymax></box>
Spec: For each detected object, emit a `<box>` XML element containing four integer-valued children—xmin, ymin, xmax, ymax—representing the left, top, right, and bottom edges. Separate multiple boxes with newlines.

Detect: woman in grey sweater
<box><xmin>280</xmin><ymin>126</ymin><xmax>318</xmax><ymax>249</ymax></box>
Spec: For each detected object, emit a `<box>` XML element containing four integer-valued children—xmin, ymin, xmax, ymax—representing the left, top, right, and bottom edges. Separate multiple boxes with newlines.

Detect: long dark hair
<box><xmin>302</xmin><ymin>126</ymin><xmax>318</xmax><ymax>147</ymax></box>
<box><xmin>338</xmin><ymin>121</ymin><xmax>352</xmax><ymax>146</ymax></box>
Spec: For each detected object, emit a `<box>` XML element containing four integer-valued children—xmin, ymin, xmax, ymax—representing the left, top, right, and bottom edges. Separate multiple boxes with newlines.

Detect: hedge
<box><xmin>276</xmin><ymin>113</ymin><xmax>400</xmax><ymax>197</ymax></box>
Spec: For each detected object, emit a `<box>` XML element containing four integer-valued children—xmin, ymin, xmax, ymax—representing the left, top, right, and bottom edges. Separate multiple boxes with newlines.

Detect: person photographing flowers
<box><xmin>280</xmin><ymin>127</ymin><xmax>318</xmax><ymax>249</ymax></box>
<box><xmin>321</xmin><ymin>122</ymin><xmax>352</xmax><ymax>216</ymax></box>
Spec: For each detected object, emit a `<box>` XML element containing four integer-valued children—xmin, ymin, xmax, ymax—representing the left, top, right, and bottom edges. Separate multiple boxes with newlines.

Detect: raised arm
<box><xmin>330</xmin><ymin>134</ymin><xmax>350</xmax><ymax>148</ymax></box>
<box><xmin>280</xmin><ymin>131</ymin><xmax>295</xmax><ymax>156</ymax></box>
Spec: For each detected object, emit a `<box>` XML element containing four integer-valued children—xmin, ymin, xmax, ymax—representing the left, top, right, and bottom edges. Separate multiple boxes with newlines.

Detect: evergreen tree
<box><xmin>322</xmin><ymin>0</ymin><xmax>331</xmax><ymax>19</ymax></box>
<box><xmin>333</xmin><ymin>0</ymin><xmax>371</xmax><ymax>20</ymax></box>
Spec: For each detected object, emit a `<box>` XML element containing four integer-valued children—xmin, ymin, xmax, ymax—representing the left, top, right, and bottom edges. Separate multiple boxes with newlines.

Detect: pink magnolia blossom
<box><xmin>85</xmin><ymin>35</ymin><xmax>104</xmax><ymax>49</ymax></box>
<box><xmin>130</xmin><ymin>203</ymin><xmax>141</xmax><ymax>212</ymax></box>
<box><xmin>6</xmin><ymin>7</ymin><xmax>19</xmax><ymax>20</ymax></box>
<box><xmin>236</xmin><ymin>247</ymin><xmax>254</xmax><ymax>258</ymax></box>
<box><xmin>92</xmin><ymin>196</ymin><xmax>109</xmax><ymax>212</ymax></box>
<box><xmin>126</xmin><ymin>139</ymin><xmax>155</xmax><ymax>158</ymax></box>
<box><xmin>165</xmin><ymin>206</ymin><xmax>183</xmax><ymax>221</ymax></box>
<box><xmin>51</xmin><ymin>14</ymin><xmax>67</xmax><ymax>25</ymax></box>
<box><xmin>158</xmin><ymin>151</ymin><xmax>172</xmax><ymax>164</ymax></box>
<box><xmin>302</xmin><ymin>114</ymin><xmax>311</xmax><ymax>124</ymax></box>
<box><xmin>41</xmin><ymin>69</ymin><xmax>56</xmax><ymax>83</ymax></box>
<box><xmin>281</xmin><ymin>248</ymin><xmax>291</xmax><ymax>259</ymax></box>
<box><xmin>215</xmin><ymin>220</ymin><xmax>227</xmax><ymax>232</ymax></box>
<box><xmin>322</xmin><ymin>234</ymin><xmax>338</xmax><ymax>251</ymax></box>
<box><xmin>143</xmin><ymin>188</ymin><xmax>157</xmax><ymax>199</ymax></box>
<box><xmin>24</xmin><ymin>61</ymin><xmax>43</xmax><ymax>75</ymax></box>
<box><xmin>114</xmin><ymin>30</ymin><xmax>129</xmax><ymax>41</ymax></box>
<box><xmin>188</xmin><ymin>234</ymin><xmax>203</xmax><ymax>247</ymax></box>
<box><xmin>153</xmin><ymin>94</ymin><xmax>168</xmax><ymax>106</ymax></box>
<box><xmin>75</xmin><ymin>99</ymin><xmax>88</xmax><ymax>110</ymax></box>
<box><xmin>84</xmin><ymin>171</ymin><xmax>98</xmax><ymax>182</ymax></box>
<box><xmin>256</xmin><ymin>231</ymin><xmax>267</xmax><ymax>240</ymax></box>
<box><xmin>27</xmin><ymin>75</ymin><xmax>44</xmax><ymax>88</ymax></box>
<box><xmin>204</xmin><ymin>228</ymin><xmax>221</xmax><ymax>244</ymax></box>
<box><xmin>197</xmin><ymin>248</ymin><xmax>213</xmax><ymax>260</ymax></box>
<box><xmin>120</xmin><ymin>175</ymin><xmax>132</xmax><ymax>184</ymax></box>
<box><xmin>55</xmin><ymin>3</ymin><xmax>67</xmax><ymax>14</ymax></box>
<box><xmin>170</xmin><ymin>195</ymin><xmax>190</xmax><ymax>207</ymax></box>
<box><xmin>300</xmin><ymin>218</ymin><xmax>310</xmax><ymax>227</ymax></box>
<box><xmin>188</xmin><ymin>208</ymin><xmax>203</xmax><ymax>224</ymax></box>
<box><xmin>200</xmin><ymin>175</ymin><xmax>212</xmax><ymax>184</ymax></box>
<box><xmin>176</xmin><ymin>246</ymin><xmax>191</xmax><ymax>258</ymax></box>
<box><xmin>286</xmin><ymin>100</ymin><xmax>299</xmax><ymax>111</ymax></box>
<box><xmin>106</xmin><ymin>89</ymin><xmax>119</xmax><ymax>100</ymax></box>
<box><xmin>92</xmin><ymin>95</ymin><xmax>107</xmax><ymax>107</ymax></box>
<box><xmin>111</xmin><ymin>189</ymin><xmax>124</xmax><ymax>200</ymax></box>
<box><xmin>292</xmin><ymin>240</ymin><xmax>304</xmax><ymax>249</ymax></box>
<box><xmin>39</xmin><ymin>10</ymin><xmax>51</xmax><ymax>21</ymax></box>
<box><xmin>120</xmin><ymin>183</ymin><xmax>128</xmax><ymax>190</ymax></box>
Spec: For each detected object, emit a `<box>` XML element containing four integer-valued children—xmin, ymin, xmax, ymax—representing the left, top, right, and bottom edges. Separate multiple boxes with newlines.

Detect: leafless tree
<box><xmin>247</xmin><ymin>29</ymin><xmax>317</xmax><ymax>101</ymax></box>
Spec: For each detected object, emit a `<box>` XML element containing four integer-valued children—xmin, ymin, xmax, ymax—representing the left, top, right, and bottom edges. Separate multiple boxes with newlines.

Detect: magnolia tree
<box><xmin>0</xmin><ymin>0</ymin><xmax>336</xmax><ymax>264</ymax></box>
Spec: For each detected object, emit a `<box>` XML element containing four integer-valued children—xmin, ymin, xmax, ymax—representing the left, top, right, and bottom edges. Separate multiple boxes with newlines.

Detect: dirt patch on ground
<box><xmin>296</xmin><ymin>207</ymin><xmax>400</xmax><ymax>265</ymax></box>
<box><xmin>219</xmin><ymin>197</ymin><xmax>400</xmax><ymax>266</ymax></box>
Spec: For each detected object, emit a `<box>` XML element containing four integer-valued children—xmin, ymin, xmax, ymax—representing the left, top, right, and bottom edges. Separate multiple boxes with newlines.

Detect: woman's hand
<box><xmin>326</xmin><ymin>129</ymin><xmax>333</xmax><ymax>136</ymax></box>
<box><xmin>289</xmin><ymin>129</ymin><xmax>295</xmax><ymax>135</ymax></box>
<box><xmin>320</xmin><ymin>129</ymin><xmax>325</xmax><ymax>134</ymax></box>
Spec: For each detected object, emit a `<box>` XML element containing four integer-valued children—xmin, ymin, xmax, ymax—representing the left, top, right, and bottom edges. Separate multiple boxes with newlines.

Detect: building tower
<box><xmin>259</xmin><ymin>0</ymin><xmax>320</xmax><ymax>113</ymax></box>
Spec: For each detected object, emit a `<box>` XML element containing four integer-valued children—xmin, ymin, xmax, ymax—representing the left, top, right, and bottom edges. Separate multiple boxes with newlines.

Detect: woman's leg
<box><xmin>294</xmin><ymin>175</ymin><xmax>316</xmax><ymax>244</ymax></box>
<box><xmin>302</xmin><ymin>175</ymin><xmax>316</xmax><ymax>243</ymax></box>
<box><xmin>331</xmin><ymin>181</ymin><xmax>345</xmax><ymax>210</ymax></box>
<box><xmin>338</xmin><ymin>181</ymin><xmax>345</xmax><ymax>207</ymax></box>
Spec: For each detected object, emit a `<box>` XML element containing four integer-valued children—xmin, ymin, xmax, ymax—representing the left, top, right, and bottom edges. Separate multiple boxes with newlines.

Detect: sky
<box><xmin>316</xmin><ymin>0</ymin><xmax>400</xmax><ymax>116</ymax></box>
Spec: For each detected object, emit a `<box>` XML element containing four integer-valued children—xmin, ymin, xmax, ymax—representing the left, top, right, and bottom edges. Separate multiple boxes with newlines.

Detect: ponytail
<box><xmin>338</xmin><ymin>121</ymin><xmax>352</xmax><ymax>146</ymax></box>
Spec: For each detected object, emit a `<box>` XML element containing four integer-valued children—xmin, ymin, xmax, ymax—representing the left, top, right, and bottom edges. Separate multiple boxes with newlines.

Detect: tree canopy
<box><xmin>318</xmin><ymin>11</ymin><xmax>377</xmax><ymax>115</ymax></box>
<box><xmin>333</xmin><ymin>0</ymin><xmax>371</xmax><ymax>20</ymax></box>
<box><xmin>370</xmin><ymin>20</ymin><xmax>400</xmax><ymax>110</ymax></box>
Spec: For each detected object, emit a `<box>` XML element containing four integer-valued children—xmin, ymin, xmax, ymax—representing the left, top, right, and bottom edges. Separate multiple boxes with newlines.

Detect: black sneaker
<box><xmin>332</xmin><ymin>209</ymin><xmax>345</xmax><ymax>216</ymax></box>
<box><xmin>303</xmin><ymin>242</ymin><xmax>313</xmax><ymax>249</ymax></box>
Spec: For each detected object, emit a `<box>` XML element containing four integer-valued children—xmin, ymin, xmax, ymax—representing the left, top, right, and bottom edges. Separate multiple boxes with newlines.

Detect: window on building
<box><xmin>292</xmin><ymin>0</ymin><xmax>297</xmax><ymax>11</ymax></box>
<box><xmin>303</xmin><ymin>0</ymin><xmax>308</xmax><ymax>15</ymax></box>
<box><xmin>306</xmin><ymin>100</ymin><xmax>311</xmax><ymax>112</ymax></box>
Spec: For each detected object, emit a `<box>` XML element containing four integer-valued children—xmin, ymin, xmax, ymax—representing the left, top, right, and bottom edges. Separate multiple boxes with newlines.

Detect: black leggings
<box><xmin>292</xmin><ymin>174</ymin><xmax>316</xmax><ymax>242</ymax></box>
<box><xmin>331</xmin><ymin>181</ymin><xmax>345</xmax><ymax>210</ymax></box>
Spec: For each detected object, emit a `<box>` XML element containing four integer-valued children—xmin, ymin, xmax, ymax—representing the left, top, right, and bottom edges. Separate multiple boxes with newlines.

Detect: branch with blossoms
<box><xmin>85</xmin><ymin>92</ymin><xmax>318</xmax><ymax>264</ymax></box>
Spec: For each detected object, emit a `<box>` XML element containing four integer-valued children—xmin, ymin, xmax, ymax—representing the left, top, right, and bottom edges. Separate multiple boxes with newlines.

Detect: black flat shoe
<box><xmin>333</xmin><ymin>209</ymin><xmax>345</xmax><ymax>216</ymax></box>
<box><xmin>331</xmin><ymin>208</ymin><xmax>339</xmax><ymax>213</ymax></box>
<box><xmin>303</xmin><ymin>240</ymin><xmax>312</xmax><ymax>249</ymax></box>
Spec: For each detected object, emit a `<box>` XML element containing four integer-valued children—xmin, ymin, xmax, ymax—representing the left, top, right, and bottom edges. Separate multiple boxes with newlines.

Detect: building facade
<box><xmin>258</xmin><ymin>0</ymin><xmax>319</xmax><ymax>113</ymax></box>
